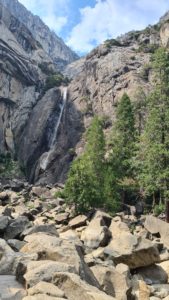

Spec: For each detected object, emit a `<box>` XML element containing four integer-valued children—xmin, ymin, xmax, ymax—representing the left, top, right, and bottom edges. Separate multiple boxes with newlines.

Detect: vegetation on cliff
<box><xmin>64</xmin><ymin>47</ymin><xmax>169</xmax><ymax>214</ymax></box>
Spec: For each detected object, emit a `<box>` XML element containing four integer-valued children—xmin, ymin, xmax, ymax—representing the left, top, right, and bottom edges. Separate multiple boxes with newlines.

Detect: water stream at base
<box><xmin>40</xmin><ymin>87</ymin><xmax>67</xmax><ymax>171</ymax></box>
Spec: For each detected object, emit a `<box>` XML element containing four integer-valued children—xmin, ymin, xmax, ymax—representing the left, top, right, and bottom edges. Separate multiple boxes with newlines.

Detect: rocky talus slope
<box><xmin>0</xmin><ymin>181</ymin><xmax>169</xmax><ymax>299</ymax></box>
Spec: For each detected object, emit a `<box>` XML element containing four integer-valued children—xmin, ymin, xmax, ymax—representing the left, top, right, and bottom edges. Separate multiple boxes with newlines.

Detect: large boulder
<box><xmin>145</xmin><ymin>216</ymin><xmax>169</xmax><ymax>248</ymax></box>
<box><xmin>90</xmin><ymin>264</ymin><xmax>131</xmax><ymax>299</ymax></box>
<box><xmin>4</xmin><ymin>216</ymin><xmax>30</xmax><ymax>239</ymax></box>
<box><xmin>81</xmin><ymin>211</ymin><xmax>111</xmax><ymax>249</ymax></box>
<box><xmin>104</xmin><ymin>232</ymin><xmax>160</xmax><ymax>269</ymax></box>
<box><xmin>24</xmin><ymin>260</ymin><xmax>77</xmax><ymax>288</ymax></box>
<box><xmin>0</xmin><ymin>238</ymin><xmax>37</xmax><ymax>275</ymax></box>
<box><xmin>53</xmin><ymin>272</ymin><xmax>116</xmax><ymax>300</ymax></box>
<box><xmin>20</xmin><ymin>233</ymin><xmax>99</xmax><ymax>287</ymax></box>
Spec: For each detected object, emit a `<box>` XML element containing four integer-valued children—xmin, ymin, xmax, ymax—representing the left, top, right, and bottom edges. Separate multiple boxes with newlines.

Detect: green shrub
<box><xmin>153</xmin><ymin>203</ymin><xmax>165</xmax><ymax>216</ymax></box>
<box><xmin>54</xmin><ymin>190</ymin><xmax>66</xmax><ymax>199</ymax></box>
<box><xmin>139</xmin><ymin>64</ymin><xmax>151</xmax><ymax>81</ymax></box>
<box><xmin>104</xmin><ymin>39</ymin><xmax>122</xmax><ymax>48</ymax></box>
<box><xmin>0</xmin><ymin>153</ymin><xmax>24</xmax><ymax>179</ymax></box>
<box><xmin>44</xmin><ymin>73</ymin><xmax>70</xmax><ymax>92</ymax></box>
<box><xmin>38</xmin><ymin>62</ymin><xmax>55</xmax><ymax>75</ymax></box>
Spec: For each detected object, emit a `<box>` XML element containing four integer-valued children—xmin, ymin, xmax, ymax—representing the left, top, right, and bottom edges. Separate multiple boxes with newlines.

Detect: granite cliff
<box><xmin>1</xmin><ymin>1</ymin><xmax>169</xmax><ymax>184</ymax></box>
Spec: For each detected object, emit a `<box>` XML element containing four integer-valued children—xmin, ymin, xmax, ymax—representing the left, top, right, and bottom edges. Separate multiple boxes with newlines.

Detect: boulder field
<box><xmin>0</xmin><ymin>180</ymin><xmax>168</xmax><ymax>299</ymax></box>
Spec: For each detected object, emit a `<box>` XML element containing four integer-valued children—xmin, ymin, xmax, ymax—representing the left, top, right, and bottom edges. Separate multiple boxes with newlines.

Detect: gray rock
<box><xmin>0</xmin><ymin>215</ymin><xmax>9</xmax><ymax>231</ymax></box>
<box><xmin>4</xmin><ymin>216</ymin><xmax>30</xmax><ymax>240</ymax></box>
<box><xmin>7</xmin><ymin>239</ymin><xmax>27</xmax><ymax>252</ymax></box>
<box><xmin>0</xmin><ymin>275</ymin><xmax>26</xmax><ymax>299</ymax></box>
<box><xmin>21</xmin><ymin>224</ymin><xmax>59</xmax><ymax>238</ymax></box>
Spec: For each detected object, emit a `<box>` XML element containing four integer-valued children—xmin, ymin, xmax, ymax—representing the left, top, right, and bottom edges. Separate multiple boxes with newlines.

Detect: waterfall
<box><xmin>40</xmin><ymin>87</ymin><xmax>67</xmax><ymax>171</ymax></box>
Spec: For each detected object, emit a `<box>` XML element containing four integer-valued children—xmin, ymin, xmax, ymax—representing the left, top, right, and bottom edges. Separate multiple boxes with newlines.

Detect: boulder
<box><xmin>132</xmin><ymin>277</ymin><xmax>151</xmax><ymax>300</ymax></box>
<box><xmin>21</xmin><ymin>233</ymin><xmax>99</xmax><ymax>287</ymax></box>
<box><xmin>0</xmin><ymin>215</ymin><xmax>9</xmax><ymax>231</ymax></box>
<box><xmin>69</xmin><ymin>214</ymin><xmax>88</xmax><ymax>228</ymax></box>
<box><xmin>145</xmin><ymin>216</ymin><xmax>169</xmax><ymax>248</ymax></box>
<box><xmin>90</xmin><ymin>264</ymin><xmax>131</xmax><ymax>299</ymax></box>
<box><xmin>21</xmin><ymin>224</ymin><xmax>59</xmax><ymax>237</ymax></box>
<box><xmin>81</xmin><ymin>211</ymin><xmax>111</xmax><ymax>249</ymax></box>
<box><xmin>109</xmin><ymin>220</ymin><xmax>130</xmax><ymax>237</ymax></box>
<box><xmin>53</xmin><ymin>272</ymin><xmax>116</xmax><ymax>300</ymax></box>
<box><xmin>59</xmin><ymin>229</ymin><xmax>81</xmax><ymax>244</ymax></box>
<box><xmin>150</xmin><ymin>284</ymin><xmax>169</xmax><ymax>299</ymax></box>
<box><xmin>7</xmin><ymin>239</ymin><xmax>27</xmax><ymax>251</ymax></box>
<box><xmin>158</xmin><ymin>261</ymin><xmax>169</xmax><ymax>281</ymax></box>
<box><xmin>24</xmin><ymin>260</ymin><xmax>77</xmax><ymax>288</ymax></box>
<box><xmin>136</xmin><ymin>264</ymin><xmax>168</xmax><ymax>284</ymax></box>
<box><xmin>54</xmin><ymin>213</ymin><xmax>69</xmax><ymax>224</ymax></box>
<box><xmin>4</xmin><ymin>216</ymin><xmax>30</xmax><ymax>239</ymax></box>
<box><xmin>104</xmin><ymin>233</ymin><xmax>160</xmax><ymax>269</ymax></box>
<box><xmin>0</xmin><ymin>275</ymin><xmax>26</xmax><ymax>299</ymax></box>
<box><xmin>27</xmin><ymin>281</ymin><xmax>65</xmax><ymax>298</ymax></box>
<box><xmin>0</xmin><ymin>238</ymin><xmax>16</xmax><ymax>274</ymax></box>
<box><xmin>137</xmin><ymin>280</ymin><xmax>151</xmax><ymax>300</ymax></box>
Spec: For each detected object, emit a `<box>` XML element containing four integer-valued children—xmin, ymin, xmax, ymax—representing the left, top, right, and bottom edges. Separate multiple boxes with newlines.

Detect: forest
<box><xmin>63</xmin><ymin>48</ymin><xmax>169</xmax><ymax>215</ymax></box>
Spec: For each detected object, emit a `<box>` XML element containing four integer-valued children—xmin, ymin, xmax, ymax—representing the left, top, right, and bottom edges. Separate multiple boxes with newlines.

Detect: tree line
<box><xmin>62</xmin><ymin>48</ymin><xmax>169</xmax><ymax>214</ymax></box>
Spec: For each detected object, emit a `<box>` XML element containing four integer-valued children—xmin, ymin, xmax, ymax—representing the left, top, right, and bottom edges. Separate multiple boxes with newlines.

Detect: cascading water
<box><xmin>40</xmin><ymin>87</ymin><xmax>68</xmax><ymax>171</ymax></box>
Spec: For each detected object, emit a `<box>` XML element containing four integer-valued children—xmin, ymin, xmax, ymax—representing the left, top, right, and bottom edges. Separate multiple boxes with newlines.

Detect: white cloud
<box><xmin>67</xmin><ymin>0</ymin><xmax>169</xmax><ymax>53</ymax></box>
<box><xmin>19</xmin><ymin>0</ymin><xmax>69</xmax><ymax>33</ymax></box>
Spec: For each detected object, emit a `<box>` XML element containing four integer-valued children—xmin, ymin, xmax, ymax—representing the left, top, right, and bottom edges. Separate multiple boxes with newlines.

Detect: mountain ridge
<box><xmin>0</xmin><ymin>0</ymin><xmax>79</xmax><ymax>70</ymax></box>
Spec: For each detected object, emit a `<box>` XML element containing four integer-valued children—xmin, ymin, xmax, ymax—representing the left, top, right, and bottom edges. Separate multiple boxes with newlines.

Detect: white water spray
<box><xmin>40</xmin><ymin>87</ymin><xmax>68</xmax><ymax>171</ymax></box>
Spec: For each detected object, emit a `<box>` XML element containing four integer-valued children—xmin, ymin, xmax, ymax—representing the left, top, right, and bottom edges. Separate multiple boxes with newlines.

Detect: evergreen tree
<box><xmin>64</xmin><ymin>116</ymin><xmax>106</xmax><ymax>212</ymax></box>
<box><xmin>109</xmin><ymin>93</ymin><xmax>136</xmax><ymax>202</ymax></box>
<box><xmin>133</xmin><ymin>87</ymin><xmax>147</xmax><ymax>136</ymax></box>
<box><xmin>137</xmin><ymin>48</ymin><xmax>169</xmax><ymax>204</ymax></box>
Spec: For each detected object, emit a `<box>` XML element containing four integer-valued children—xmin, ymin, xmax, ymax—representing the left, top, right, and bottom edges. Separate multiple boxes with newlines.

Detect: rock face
<box><xmin>0</xmin><ymin>0</ymin><xmax>82</xmax><ymax>184</ymax></box>
<box><xmin>0</xmin><ymin>0</ymin><xmax>78</xmax><ymax>70</ymax></box>
<box><xmin>1</xmin><ymin>1</ymin><xmax>169</xmax><ymax>185</ymax></box>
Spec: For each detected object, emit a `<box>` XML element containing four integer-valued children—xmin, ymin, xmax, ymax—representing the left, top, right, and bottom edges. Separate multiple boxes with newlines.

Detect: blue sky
<box><xmin>19</xmin><ymin>0</ymin><xmax>169</xmax><ymax>55</ymax></box>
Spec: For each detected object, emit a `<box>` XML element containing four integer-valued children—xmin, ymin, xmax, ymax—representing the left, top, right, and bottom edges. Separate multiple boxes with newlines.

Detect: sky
<box><xmin>18</xmin><ymin>0</ymin><xmax>169</xmax><ymax>55</ymax></box>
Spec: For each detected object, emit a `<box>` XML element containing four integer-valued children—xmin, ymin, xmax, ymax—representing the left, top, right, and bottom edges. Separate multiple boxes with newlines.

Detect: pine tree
<box><xmin>109</xmin><ymin>93</ymin><xmax>136</xmax><ymax>202</ymax></box>
<box><xmin>137</xmin><ymin>48</ymin><xmax>169</xmax><ymax>204</ymax></box>
<box><xmin>64</xmin><ymin>116</ymin><xmax>106</xmax><ymax>212</ymax></box>
<box><xmin>133</xmin><ymin>87</ymin><xmax>147</xmax><ymax>136</ymax></box>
